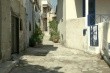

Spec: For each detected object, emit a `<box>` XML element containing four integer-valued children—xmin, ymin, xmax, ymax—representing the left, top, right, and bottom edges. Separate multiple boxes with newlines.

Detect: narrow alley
<box><xmin>1</xmin><ymin>0</ymin><xmax>110</xmax><ymax>73</ymax></box>
<box><xmin>9</xmin><ymin>35</ymin><xmax>110</xmax><ymax>73</ymax></box>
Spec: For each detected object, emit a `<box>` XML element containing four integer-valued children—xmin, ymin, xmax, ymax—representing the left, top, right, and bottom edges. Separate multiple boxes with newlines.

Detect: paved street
<box><xmin>9</xmin><ymin>35</ymin><xmax>110</xmax><ymax>73</ymax></box>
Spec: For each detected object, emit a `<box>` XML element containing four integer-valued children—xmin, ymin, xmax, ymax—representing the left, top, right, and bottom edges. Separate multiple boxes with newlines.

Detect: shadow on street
<box><xmin>10</xmin><ymin>59</ymin><xmax>63</xmax><ymax>73</ymax></box>
<box><xmin>24</xmin><ymin>45</ymin><xmax>58</xmax><ymax>56</ymax></box>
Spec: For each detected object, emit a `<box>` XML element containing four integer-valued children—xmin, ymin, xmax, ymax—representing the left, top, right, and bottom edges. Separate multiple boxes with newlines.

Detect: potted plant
<box><xmin>49</xmin><ymin>19</ymin><xmax>60</xmax><ymax>43</ymax></box>
<box><xmin>29</xmin><ymin>25</ymin><xmax>44</xmax><ymax>47</ymax></box>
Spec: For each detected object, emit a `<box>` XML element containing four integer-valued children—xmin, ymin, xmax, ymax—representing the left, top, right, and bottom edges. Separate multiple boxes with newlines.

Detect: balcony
<box><xmin>88</xmin><ymin>14</ymin><xmax>110</xmax><ymax>26</ymax></box>
<box><xmin>42</xmin><ymin>0</ymin><xmax>48</xmax><ymax>7</ymax></box>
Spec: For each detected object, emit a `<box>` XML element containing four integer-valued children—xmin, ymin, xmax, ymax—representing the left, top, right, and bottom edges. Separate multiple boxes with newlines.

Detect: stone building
<box><xmin>0</xmin><ymin>0</ymin><xmax>12</xmax><ymax>61</ymax></box>
<box><xmin>47</xmin><ymin>9</ymin><xmax>56</xmax><ymax>34</ymax></box>
<box><xmin>39</xmin><ymin>0</ymin><xmax>52</xmax><ymax>33</ymax></box>
<box><xmin>22</xmin><ymin>0</ymin><xmax>40</xmax><ymax>47</ymax></box>
<box><xmin>0</xmin><ymin>0</ymin><xmax>40</xmax><ymax>62</ymax></box>
<box><xmin>0</xmin><ymin>0</ymin><xmax>26</xmax><ymax>61</ymax></box>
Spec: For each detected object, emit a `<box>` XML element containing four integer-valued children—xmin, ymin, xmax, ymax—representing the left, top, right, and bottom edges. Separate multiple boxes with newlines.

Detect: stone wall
<box><xmin>19</xmin><ymin>4</ymin><xmax>26</xmax><ymax>52</ymax></box>
<box><xmin>0</xmin><ymin>0</ymin><xmax>11</xmax><ymax>61</ymax></box>
<box><xmin>0</xmin><ymin>0</ymin><xmax>27</xmax><ymax>61</ymax></box>
<box><xmin>66</xmin><ymin>17</ymin><xmax>87</xmax><ymax>51</ymax></box>
<box><xmin>11</xmin><ymin>0</ymin><xmax>26</xmax><ymax>52</ymax></box>
<box><xmin>88</xmin><ymin>22</ymin><xmax>110</xmax><ymax>54</ymax></box>
<box><xmin>23</xmin><ymin>0</ymin><xmax>34</xmax><ymax>47</ymax></box>
<box><xmin>0</xmin><ymin>0</ymin><xmax>2</xmax><ymax>61</ymax></box>
<box><xmin>58</xmin><ymin>21</ymin><xmax>66</xmax><ymax>45</ymax></box>
<box><xmin>98</xmin><ymin>22</ymin><xmax>110</xmax><ymax>55</ymax></box>
<box><xmin>58</xmin><ymin>17</ymin><xmax>88</xmax><ymax>51</ymax></box>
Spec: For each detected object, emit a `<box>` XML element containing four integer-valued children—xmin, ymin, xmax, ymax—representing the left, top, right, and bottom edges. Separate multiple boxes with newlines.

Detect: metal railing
<box><xmin>88</xmin><ymin>14</ymin><xmax>110</xmax><ymax>25</ymax></box>
<box><xmin>90</xmin><ymin>25</ymin><xmax>99</xmax><ymax>46</ymax></box>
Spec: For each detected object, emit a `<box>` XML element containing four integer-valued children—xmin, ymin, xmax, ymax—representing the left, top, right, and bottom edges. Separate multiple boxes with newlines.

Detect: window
<box><xmin>29</xmin><ymin>23</ymin><xmax>31</xmax><ymax>31</ymax></box>
<box><xmin>38</xmin><ymin>19</ymin><xmax>40</xmax><ymax>23</ymax></box>
<box><xmin>35</xmin><ymin>6</ymin><xmax>38</xmax><ymax>12</ymax></box>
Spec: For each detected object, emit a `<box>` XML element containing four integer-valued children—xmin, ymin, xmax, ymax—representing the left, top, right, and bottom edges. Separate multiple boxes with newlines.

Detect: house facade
<box><xmin>0</xmin><ymin>0</ymin><xmax>27</xmax><ymax>61</ymax></box>
<box><xmin>23</xmin><ymin>0</ymin><xmax>41</xmax><ymax>47</ymax></box>
<box><xmin>47</xmin><ymin>9</ymin><xmax>56</xmax><ymax>24</ymax></box>
<box><xmin>0</xmin><ymin>0</ymin><xmax>15</xmax><ymax>61</ymax></box>
<box><xmin>0</xmin><ymin>0</ymin><xmax>40</xmax><ymax>62</ymax></box>
<box><xmin>57</xmin><ymin>0</ymin><xmax>110</xmax><ymax>54</ymax></box>
<box><xmin>39</xmin><ymin>0</ymin><xmax>52</xmax><ymax>34</ymax></box>
<box><xmin>33</xmin><ymin>0</ymin><xmax>41</xmax><ymax>29</ymax></box>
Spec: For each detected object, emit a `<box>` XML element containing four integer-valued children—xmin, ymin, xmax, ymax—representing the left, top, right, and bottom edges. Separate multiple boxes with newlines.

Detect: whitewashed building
<box><xmin>57</xmin><ymin>0</ymin><xmax>110</xmax><ymax>55</ymax></box>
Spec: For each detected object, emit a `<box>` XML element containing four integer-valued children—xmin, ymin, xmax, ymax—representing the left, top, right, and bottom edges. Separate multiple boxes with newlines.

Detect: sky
<box><xmin>50</xmin><ymin>0</ymin><xmax>57</xmax><ymax>11</ymax></box>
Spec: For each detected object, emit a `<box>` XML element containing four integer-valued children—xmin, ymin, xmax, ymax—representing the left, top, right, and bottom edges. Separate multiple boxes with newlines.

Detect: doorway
<box><xmin>43</xmin><ymin>18</ymin><xmax>47</xmax><ymax>31</ymax></box>
<box><xmin>11</xmin><ymin>15</ymin><xmax>19</xmax><ymax>54</ymax></box>
<box><xmin>88</xmin><ymin>0</ymin><xmax>95</xmax><ymax>25</ymax></box>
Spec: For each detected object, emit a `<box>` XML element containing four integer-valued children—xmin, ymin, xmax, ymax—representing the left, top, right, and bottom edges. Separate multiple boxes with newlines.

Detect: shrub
<box><xmin>33</xmin><ymin>26</ymin><xmax>44</xmax><ymax>44</ymax></box>
<box><xmin>51</xmin><ymin>32</ymin><xmax>60</xmax><ymax>43</ymax></box>
<box><xmin>29</xmin><ymin>25</ymin><xmax>44</xmax><ymax>47</ymax></box>
<box><xmin>29</xmin><ymin>35</ymin><xmax>36</xmax><ymax>47</ymax></box>
<box><xmin>49</xmin><ymin>20</ymin><xmax>60</xmax><ymax>43</ymax></box>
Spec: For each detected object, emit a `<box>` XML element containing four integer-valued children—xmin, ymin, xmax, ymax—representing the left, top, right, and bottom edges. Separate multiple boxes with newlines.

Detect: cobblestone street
<box><xmin>9</xmin><ymin>35</ymin><xmax>110</xmax><ymax>73</ymax></box>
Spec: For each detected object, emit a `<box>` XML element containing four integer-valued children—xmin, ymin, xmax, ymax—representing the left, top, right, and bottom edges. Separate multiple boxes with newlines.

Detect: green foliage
<box><xmin>49</xmin><ymin>20</ymin><xmax>60</xmax><ymax>43</ymax></box>
<box><xmin>49</xmin><ymin>20</ymin><xmax>58</xmax><ymax>32</ymax></box>
<box><xmin>34</xmin><ymin>25</ymin><xmax>44</xmax><ymax>44</ymax></box>
<box><xmin>29</xmin><ymin>35</ymin><xmax>36</xmax><ymax>47</ymax></box>
<box><xmin>29</xmin><ymin>25</ymin><xmax>44</xmax><ymax>47</ymax></box>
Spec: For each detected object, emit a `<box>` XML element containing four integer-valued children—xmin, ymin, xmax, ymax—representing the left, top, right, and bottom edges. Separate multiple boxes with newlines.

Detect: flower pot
<box><xmin>53</xmin><ymin>38</ymin><xmax>59</xmax><ymax>43</ymax></box>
